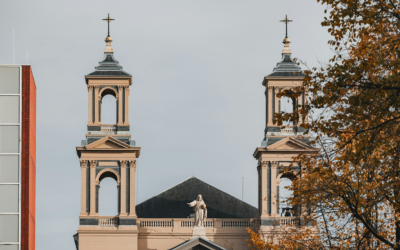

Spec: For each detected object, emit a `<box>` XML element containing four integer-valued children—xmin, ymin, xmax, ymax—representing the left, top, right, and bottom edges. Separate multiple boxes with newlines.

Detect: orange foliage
<box><xmin>252</xmin><ymin>0</ymin><xmax>400</xmax><ymax>249</ymax></box>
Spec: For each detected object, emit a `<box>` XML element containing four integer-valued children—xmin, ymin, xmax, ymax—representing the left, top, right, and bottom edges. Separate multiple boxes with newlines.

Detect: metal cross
<box><xmin>280</xmin><ymin>15</ymin><xmax>293</xmax><ymax>38</ymax></box>
<box><xmin>102</xmin><ymin>13</ymin><xmax>115</xmax><ymax>37</ymax></box>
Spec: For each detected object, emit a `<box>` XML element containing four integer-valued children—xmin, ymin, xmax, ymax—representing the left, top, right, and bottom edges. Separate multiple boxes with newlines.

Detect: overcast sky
<box><xmin>0</xmin><ymin>1</ymin><xmax>332</xmax><ymax>249</ymax></box>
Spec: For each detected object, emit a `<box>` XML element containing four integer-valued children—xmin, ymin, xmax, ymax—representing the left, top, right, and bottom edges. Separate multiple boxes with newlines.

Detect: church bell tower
<box><xmin>254</xmin><ymin>16</ymin><xmax>314</xmax><ymax>233</ymax></box>
<box><xmin>74</xmin><ymin>14</ymin><xmax>140</xmax><ymax>250</ymax></box>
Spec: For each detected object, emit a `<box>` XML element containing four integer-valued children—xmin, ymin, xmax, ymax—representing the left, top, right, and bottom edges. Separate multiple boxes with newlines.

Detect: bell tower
<box><xmin>74</xmin><ymin>14</ymin><xmax>140</xmax><ymax>250</ymax></box>
<box><xmin>254</xmin><ymin>16</ymin><xmax>314</xmax><ymax>233</ymax></box>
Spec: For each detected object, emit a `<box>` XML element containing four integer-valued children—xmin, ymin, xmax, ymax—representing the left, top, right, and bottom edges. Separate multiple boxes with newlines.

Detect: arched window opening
<box><xmin>99</xmin><ymin>175</ymin><xmax>119</xmax><ymax>216</ymax></box>
<box><xmin>101</xmin><ymin>94</ymin><xmax>117</xmax><ymax>125</ymax></box>
<box><xmin>279</xmin><ymin>177</ymin><xmax>294</xmax><ymax>217</ymax></box>
<box><xmin>279</xmin><ymin>96</ymin><xmax>295</xmax><ymax>125</ymax></box>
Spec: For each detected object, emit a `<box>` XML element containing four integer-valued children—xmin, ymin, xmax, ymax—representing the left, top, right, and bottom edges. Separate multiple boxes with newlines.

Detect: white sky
<box><xmin>0</xmin><ymin>0</ymin><xmax>332</xmax><ymax>249</ymax></box>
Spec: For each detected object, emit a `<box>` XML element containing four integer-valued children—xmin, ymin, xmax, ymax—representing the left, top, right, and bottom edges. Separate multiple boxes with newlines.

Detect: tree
<box><xmin>248</xmin><ymin>0</ymin><xmax>400</xmax><ymax>249</ymax></box>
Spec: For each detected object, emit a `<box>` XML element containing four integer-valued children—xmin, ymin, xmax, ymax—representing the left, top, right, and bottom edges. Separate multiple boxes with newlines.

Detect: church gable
<box><xmin>170</xmin><ymin>237</ymin><xmax>226</xmax><ymax>250</ymax></box>
<box><xmin>266</xmin><ymin>137</ymin><xmax>313</xmax><ymax>151</ymax></box>
<box><xmin>136</xmin><ymin>177</ymin><xmax>258</xmax><ymax>219</ymax></box>
<box><xmin>85</xmin><ymin>136</ymin><xmax>131</xmax><ymax>149</ymax></box>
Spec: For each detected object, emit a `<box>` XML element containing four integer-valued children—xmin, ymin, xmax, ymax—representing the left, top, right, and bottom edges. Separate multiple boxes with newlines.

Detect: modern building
<box><xmin>0</xmin><ymin>65</ymin><xmax>37</xmax><ymax>250</ymax></box>
<box><xmin>73</xmin><ymin>17</ymin><xmax>314</xmax><ymax>250</ymax></box>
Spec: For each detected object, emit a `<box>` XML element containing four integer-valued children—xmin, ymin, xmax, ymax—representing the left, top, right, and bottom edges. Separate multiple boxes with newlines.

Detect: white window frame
<box><xmin>0</xmin><ymin>65</ymin><xmax>22</xmax><ymax>250</ymax></box>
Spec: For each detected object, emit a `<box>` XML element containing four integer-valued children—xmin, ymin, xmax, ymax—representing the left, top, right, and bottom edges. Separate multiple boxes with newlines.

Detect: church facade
<box><xmin>73</xmin><ymin>16</ymin><xmax>314</xmax><ymax>250</ymax></box>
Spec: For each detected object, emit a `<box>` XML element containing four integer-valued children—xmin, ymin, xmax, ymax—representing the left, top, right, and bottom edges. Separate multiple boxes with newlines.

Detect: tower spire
<box><xmin>279</xmin><ymin>15</ymin><xmax>293</xmax><ymax>54</ymax></box>
<box><xmin>102</xmin><ymin>13</ymin><xmax>115</xmax><ymax>38</ymax></box>
<box><xmin>102</xmin><ymin>13</ymin><xmax>115</xmax><ymax>53</ymax></box>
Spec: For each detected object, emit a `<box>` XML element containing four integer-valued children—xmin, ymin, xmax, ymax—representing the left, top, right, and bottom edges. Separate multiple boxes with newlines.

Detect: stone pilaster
<box><xmin>89</xmin><ymin>160</ymin><xmax>97</xmax><ymax>215</ymax></box>
<box><xmin>129</xmin><ymin>160</ymin><xmax>136</xmax><ymax>217</ymax></box>
<box><xmin>80</xmin><ymin>160</ymin><xmax>88</xmax><ymax>215</ymax></box>
<box><xmin>120</xmin><ymin>160</ymin><xmax>127</xmax><ymax>216</ymax></box>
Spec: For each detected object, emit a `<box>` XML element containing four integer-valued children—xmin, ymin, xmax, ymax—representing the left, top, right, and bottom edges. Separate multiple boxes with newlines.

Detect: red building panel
<box><xmin>21</xmin><ymin>66</ymin><xmax>36</xmax><ymax>250</ymax></box>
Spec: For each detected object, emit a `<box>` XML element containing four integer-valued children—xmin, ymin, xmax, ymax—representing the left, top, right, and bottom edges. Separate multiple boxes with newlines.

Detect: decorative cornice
<box><xmin>120</xmin><ymin>160</ymin><xmax>128</xmax><ymax>168</ymax></box>
<box><xmin>89</xmin><ymin>160</ymin><xmax>97</xmax><ymax>168</ymax></box>
<box><xmin>261</xmin><ymin>161</ymin><xmax>269</xmax><ymax>168</ymax></box>
<box><xmin>129</xmin><ymin>160</ymin><xmax>136</xmax><ymax>168</ymax></box>
<box><xmin>80</xmin><ymin>160</ymin><xmax>88</xmax><ymax>168</ymax></box>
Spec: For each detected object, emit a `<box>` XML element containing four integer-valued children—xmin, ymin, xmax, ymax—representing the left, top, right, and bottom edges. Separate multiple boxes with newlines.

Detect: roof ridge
<box><xmin>136</xmin><ymin>176</ymin><xmax>197</xmax><ymax>205</ymax></box>
<box><xmin>136</xmin><ymin>176</ymin><xmax>257</xmax><ymax>209</ymax></box>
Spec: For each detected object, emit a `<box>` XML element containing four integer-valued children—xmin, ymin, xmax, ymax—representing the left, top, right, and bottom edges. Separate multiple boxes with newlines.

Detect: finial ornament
<box><xmin>102</xmin><ymin>13</ymin><xmax>115</xmax><ymax>53</ymax></box>
<box><xmin>280</xmin><ymin>15</ymin><xmax>293</xmax><ymax>54</ymax></box>
<box><xmin>279</xmin><ymin>15</ymin><xmax>293</xmax><ymax>39</ymax></box>
<box><xmin>102</xmin><ymin>13</ymin><xmax>115</xmax><ymax>38</ymax></box>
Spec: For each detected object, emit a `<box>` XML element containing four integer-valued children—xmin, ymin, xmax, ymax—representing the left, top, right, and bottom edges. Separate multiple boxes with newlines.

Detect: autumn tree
<box><xmin>248</xmin><ymin>0</ymin><xmax>400</xmax><ymax>249</ymax></box>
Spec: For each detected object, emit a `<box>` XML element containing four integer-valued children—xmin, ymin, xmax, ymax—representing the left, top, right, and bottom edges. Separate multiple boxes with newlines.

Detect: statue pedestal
<box><xmin>191</xmin><ymin>226</ymin><xmax>207</xmax><ymax>239</ymax></box>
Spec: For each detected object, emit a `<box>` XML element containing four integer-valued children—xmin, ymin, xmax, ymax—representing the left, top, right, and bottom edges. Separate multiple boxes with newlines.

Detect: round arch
<box><xmin>95</xmin><ymin>168</ymin><xmax>121</xmax><ymax>185</ymax></box>
<box><xmin>277</xmin><ymin>170</ymin><xmax>298</xmax><ymax>183</ymax></box>
<box><xmin>99</xmin><ymin>87</ymin><xmax>117</xmax><ymax>99</ymax></box>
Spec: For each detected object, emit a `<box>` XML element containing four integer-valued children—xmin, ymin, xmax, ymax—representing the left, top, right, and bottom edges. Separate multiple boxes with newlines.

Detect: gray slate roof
<box><xmin>136</xmin><ymin>177</ymin><xmax>258</xmax><ymax>218</ymax></box>
<box><xmin>266</xmin><ymin>54</ymin><xmax>305</xmax><ymax>77</ymax></box>
<box><xmin>86</xmin><ymin>53</ymin><xmax>131</xmax><ymax>77</ymax></box>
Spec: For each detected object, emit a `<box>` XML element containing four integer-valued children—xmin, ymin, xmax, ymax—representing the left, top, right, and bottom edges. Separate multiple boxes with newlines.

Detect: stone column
<box><xmin>297</xmin><ymin>91</ymin><xmax>303</xmax><ymax>124</ymax></box>
<box><xmin>275</xmin><ymin>91</ymin><xmax>280</xmax><ymax>116</ymax></box>
<box><xmin>94</xmin><ymin>86</ymin><xmax>100</xmax><ymax>125</ymax></box>
<box><xmin>118</xmin><ymin>86</ymin><xmax>123</xmax><ymax>125</ymax></box>
<box><xmin>89</xmin><ymin>160</ymin><xmax>97</xmax><ymax>215</ymax></box>
<box><xmin>124</xmin><ymin>85</ymin><xmax>130</xmax><ymax>125</ymax></box>
<box><xmin>259</xmin><ymin>161</ymin><xmax>268</xmax><ymax>219</ymax></box>
<box><xmin>304</xmin><ymin>88</ymin><xmax>309</xmax><ymax>124</ymax></box>
<box><xmin>270</xmin><ymin>161</ymin><xmax>278</xmax><ymax>216</ymax></box>
<box><xmin>267</xmin><ymin>86</ymin><xmax>274</xmax><ymax>127</ymax></box>
<box><xmin>117</xmin><ymin>185</ymin><xmax>121</xmax><ymax>214</ymax></box>
<box><xmin>88</xmin><ymin>86</ymin><xmax>93</xmax><ymax>125</ymax></box>
<box><xmin>129</xmin><ymin>160</ymin><xmax>137</xmax><ymax>217</ymax></box>
<box><xmin>80</xmin><ymin>160</ymin><xmax>88</xmax><ymax>216</ymax></box>
<box><xmin>95</xmin><ymin>185</ymin><xmax>100</xmax><ymax>213</ymax></box>
<box><xmin>120</xmin><ymin>160</ymin><xmax>127</xmax><ymax>216</ymax></box>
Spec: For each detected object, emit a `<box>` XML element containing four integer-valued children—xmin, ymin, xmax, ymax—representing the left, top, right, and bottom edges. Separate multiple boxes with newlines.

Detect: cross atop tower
<box><xmin>280</xmin><ymin>15</ymin><xmax>293</xmax><ymax>38</ymax></box>
<box><xmin>102</xmin><ymin>13</ymin><xmax>115</xmax><ymax>37</ymax></box>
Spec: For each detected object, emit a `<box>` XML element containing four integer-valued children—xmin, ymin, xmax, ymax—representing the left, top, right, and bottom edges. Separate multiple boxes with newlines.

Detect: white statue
<box><xmin>187</xmin><ymin>194</ymin><xmax>207</xmax><ymax>227</ymax></box>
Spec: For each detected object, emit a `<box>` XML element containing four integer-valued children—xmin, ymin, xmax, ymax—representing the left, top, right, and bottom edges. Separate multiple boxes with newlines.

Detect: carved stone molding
<box><xmin>124</xmin><ymin>85</ymin><xmax>130</xmax><ymax>93</ymax></box>
<box><xmin>80</xmin><ymin>160</ymin><xmax>88</xmax><ymax>168</ymax></box>
<box><xmin>120</xmin><ymin>160</ymin><xmax>128</xmax><ymax>168</ymax></box>
<box><xmin>270</xmin><ymin>161</ymin><xmax>278</xmax><ymax>168</ymax></box>
<box><xmin>267</xmin><ymin>86</ymin><xmax>274</xmax><ymax>92</ymax></box>
<box><xmin>94</xmin><ymin>86</ymin><xmax>100</xmax><ymax>91</ymax></box>
<box><xmin>89</xmin><ymin>160</ymin><xmax>97</xmax><ymax>168</ymax></box>
<box><xmin>129</xmin><ymin>160</ymin><xmax>136</xmax><ymax>168</ymax></box>
<box><xmin>118</xmin><ymin>85</ymin><xmax>123</xmax><ymax>92</ymax></box>
<box><xmin>88</xmin><ymin>85</ymin><xmax>93</xmax><ymax>91</ymax></box>
<box><xmin>261</xmin><ymin>161</ymin><xmax>269</xmax><ymax>168</ymax></box>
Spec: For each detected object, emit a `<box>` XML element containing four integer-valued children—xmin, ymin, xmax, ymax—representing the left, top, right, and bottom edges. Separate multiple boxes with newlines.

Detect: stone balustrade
<box><xmin>98</xmin><ymin>216</ymin><xmax>118</xmax><ymax>226</ymax></box>
<box><xmin>279</xmin><ymin>217</ymin><xmax>298</xmax><ymax>227</ymax></box>
<box><xmin>100</xmin><ymin>124</ymin><xmax>117</xmax><ymax>132</ymax></box>
<box><xmin>137</xmin><ymin>218</ymin><xmax>258</xmax><ymax>230</ymax></box>
<box><xmin>281</xmin><ymin>126</ymin><xmax>295</xmax><ymax>133</ymax></box>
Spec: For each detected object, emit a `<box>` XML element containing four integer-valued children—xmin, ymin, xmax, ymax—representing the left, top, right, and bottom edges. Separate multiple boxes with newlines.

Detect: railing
<box><xmin>222</xmin><ymin>220</ymin><xmax>251</xmax><ymax>228</ymax></box>
<box><xmin>181</xmin><ymin>220</ymin><xmax>193</xmax><ymax>228</ymax></box>
<box><xmin>281</xmin><ymin>126</ymin><xmax>295</xmax><ymax>133</ymax></box>
<box><xmin>138</xmin><ymin>218</ymin><xmax>258</xmax><ymax>229</ymax></box>
<box><xmin>280</xmin><ymin>217</ymin><xmax>298</xmax><ymax>227</ymax></box>
<box><xmin>101</xmin><ymin>124</ymin><xmax>117</xmax><ymax>132</ymax></box>
<box><xmin>99</xmin><ymin>216</ymin><xmax>118</xmax><ymax>226</ymax></box>
<box><xmin>140</xmin><ymin>220</ymin><xmax>173</xmax><ymax>228</ymax></box>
